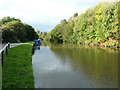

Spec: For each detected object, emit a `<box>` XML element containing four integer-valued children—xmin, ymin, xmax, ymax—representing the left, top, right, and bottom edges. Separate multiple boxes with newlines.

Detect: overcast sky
<box><xmin>0</xmin><ymin>0</ymin><xmax>115</xmax><ymax>32</ymax></box>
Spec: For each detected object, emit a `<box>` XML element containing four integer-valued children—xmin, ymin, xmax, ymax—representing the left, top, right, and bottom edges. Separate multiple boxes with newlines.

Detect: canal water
<box><xmin>32</xmin><ymin>44</ymin><xmax>118</xmax><ymax>88</ymax></box>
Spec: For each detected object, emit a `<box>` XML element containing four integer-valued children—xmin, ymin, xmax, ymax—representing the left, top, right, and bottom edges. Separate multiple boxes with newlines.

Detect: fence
<box><xmin>0</xmin><ymin>42</ymin><xmax>10</xmax><ymax>66</ymax></box>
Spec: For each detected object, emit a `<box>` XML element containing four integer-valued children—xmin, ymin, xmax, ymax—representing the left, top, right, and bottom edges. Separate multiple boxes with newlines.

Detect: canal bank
<box><xmin>2</xmin><ymin>44</ymin><xmax>34</xmax><ymax>88</ymax></box>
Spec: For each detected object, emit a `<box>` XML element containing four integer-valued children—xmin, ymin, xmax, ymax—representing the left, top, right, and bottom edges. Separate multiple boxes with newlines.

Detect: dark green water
<box><xmin>32</xmin><ymin>44</ymin><xmax>118</xmax><ymax>88</ymax></box>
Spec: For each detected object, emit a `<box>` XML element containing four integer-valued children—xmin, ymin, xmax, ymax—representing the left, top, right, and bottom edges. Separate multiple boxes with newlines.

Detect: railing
<box><xmin>0</xmin><ymin>42</ymin><xmax>10</xmax><ymax>66</ymax></box>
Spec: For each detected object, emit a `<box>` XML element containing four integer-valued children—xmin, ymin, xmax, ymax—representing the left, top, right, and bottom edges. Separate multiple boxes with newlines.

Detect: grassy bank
<box><xmin>2</xmin><ymin>44</ymin><xmax>34</xmax><ymax>88</ymax></box>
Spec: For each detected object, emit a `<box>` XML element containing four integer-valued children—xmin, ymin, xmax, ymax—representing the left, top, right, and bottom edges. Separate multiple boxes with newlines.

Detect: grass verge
<box><xmin>2</xmin><ymin>44</ymin><xmax>34</xmax><ymax>88</ymax></box>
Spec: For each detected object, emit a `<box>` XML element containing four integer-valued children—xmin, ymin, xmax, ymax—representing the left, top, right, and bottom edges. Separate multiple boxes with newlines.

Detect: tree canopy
<box><xmin>1</xmin><ymin>16</ymin><xmax>38</xmax><ymax>42</ymax></box>
<box><xmin>43</xmin><ymin>2</ymin><xmax>119</xmax><ymax>47</ymax></box>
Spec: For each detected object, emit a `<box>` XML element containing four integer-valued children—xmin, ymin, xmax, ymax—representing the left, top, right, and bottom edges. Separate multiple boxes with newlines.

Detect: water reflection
<box><xmin>32</xmin><ymin>46</ymin><xmax>40</xmax><ymax>55</ymax></box>
<box><xmin>50</xmin><ymin>44</ymin><xmax>118</xmax><ymax>87</ymax></box>
<box><xmin>32</xmin><ymin>44</ymin><xmax>118</xmax><ymax>88</ymax></box>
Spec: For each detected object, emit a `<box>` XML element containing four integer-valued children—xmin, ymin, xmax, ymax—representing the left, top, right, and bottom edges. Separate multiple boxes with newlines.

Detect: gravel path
<box><xmin>9</xmin><ymin>43</ymin><xmax>23</xmax><ymax>48</ymax></box>
<box><xmin>0</xmin><ymin>43</ymin><xmax>23</xmax><ymax>50</ymax></box>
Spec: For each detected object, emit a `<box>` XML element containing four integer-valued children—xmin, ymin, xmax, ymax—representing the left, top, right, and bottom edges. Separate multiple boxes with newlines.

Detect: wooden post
<box><xmin>1</xmin><ymin>51</ymin><xmax>4</xmax><ymax>66</ymax></box>
<box><xmin>6</xmin><ymin>46</ymin><xmax>8</xmax><ymax>55</ymax></box>
<box><xmin>8</xmin><ymin>43</ymin><xmax>10</xmax><ymax>48</ymax></box>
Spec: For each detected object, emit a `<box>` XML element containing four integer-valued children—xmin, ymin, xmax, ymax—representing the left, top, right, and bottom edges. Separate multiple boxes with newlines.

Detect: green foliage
<box><xmin>44</xmin><ymin>14</ymin><xmax>78</xmax><ymax>43</ymax></box>
<box><xmin>40</xmin><ymin>32</ymin><xmax>47</xmax><ymax>40</ymax></box>
<box><xmin>1</xmin><ymin>16</ymin><xmax>38</xmax><ymax>42</ymax></box>
<box><xmin>44</xmin><ymin>2</ymin><xmax>119</xmax><ymax>47</ymax></box>
<box><xmin>1</xmin><ymin>16</ymin><xmax>21</xmax><ymax>24</ymax></box>
<box><xmin>102</xmin><ymin>39</ymin><xmax>119</xmax><ymax>47</ymax></box>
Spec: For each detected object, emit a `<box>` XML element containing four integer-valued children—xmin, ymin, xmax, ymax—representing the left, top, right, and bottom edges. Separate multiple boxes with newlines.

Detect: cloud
<box><xmin>0</xmin><ymin>0</ymin><xmax>116</xmax><ymax>32</ymax></box>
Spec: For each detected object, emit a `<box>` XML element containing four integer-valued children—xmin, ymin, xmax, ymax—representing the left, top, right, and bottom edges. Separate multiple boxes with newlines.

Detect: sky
<box><xmin>0</xmin><ymin>0</ymin><xmax>116</xmax><ymax>32</ymax></box>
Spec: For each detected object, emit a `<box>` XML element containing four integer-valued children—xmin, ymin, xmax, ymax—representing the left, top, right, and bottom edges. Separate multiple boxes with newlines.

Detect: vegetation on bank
<box><xmin>2</xmin><ymin>44</ymin><xmax>34</xmax><ymax>88</ymax></box>
<box><xmin>0</xmin><ymin>16</ymin><xmax>38</xmax><ymax>43</ymax></box>
<box><xmin>42</xmin><ymin>2</ymin><xmax>120</xmax><ymax>48</ymax></box>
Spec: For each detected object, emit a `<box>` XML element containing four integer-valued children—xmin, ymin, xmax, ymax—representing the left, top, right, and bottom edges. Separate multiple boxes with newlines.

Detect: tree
<box><xmin>1</xmin><ymin>17</ymin><xmax>38</xmax><ymax>42</ymax></box>
<box><xmin>44</xmin><ymin>2</ymin><xmax>119</xmax><ymax>47</ymax></box>
<box><xmin>1</xmin><ymin>16</ymin><xmax>21</xmax><ymax>24</ymax></box>
<box><xmin>40</xmin><ymin>32</ymin><xmax>47</xmax><ymax>40</ymax></box>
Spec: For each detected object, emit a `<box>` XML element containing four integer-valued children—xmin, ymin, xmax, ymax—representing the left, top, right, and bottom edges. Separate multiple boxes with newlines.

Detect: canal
<box><xmin>32</xmin><ymin>44</ymin><xmax>118</xmax><ymax>88</ymax></box>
